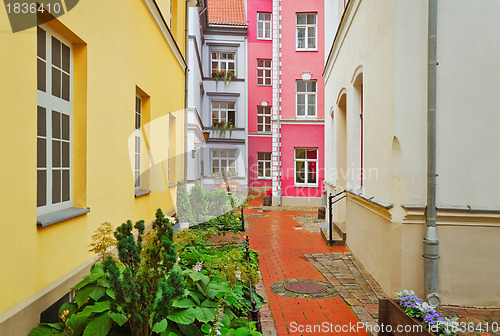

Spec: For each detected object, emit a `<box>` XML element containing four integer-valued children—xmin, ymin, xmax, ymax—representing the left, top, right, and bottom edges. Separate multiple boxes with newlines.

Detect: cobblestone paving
<box><xmin>306</xmin><ymin>252</ymin><xmax>383</xmax><ymax>333</ymax></box>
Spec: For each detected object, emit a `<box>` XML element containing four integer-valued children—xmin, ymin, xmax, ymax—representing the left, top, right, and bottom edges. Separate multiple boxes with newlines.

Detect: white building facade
<box><xmin>187</xmin><ymin>0</ymin><xmax>248</xmax><ymax>189</ymax></box>
<box><xmin>324</xmin><ymin>0</ymin><xmax>500</xmax><ymax>307</ymax></box>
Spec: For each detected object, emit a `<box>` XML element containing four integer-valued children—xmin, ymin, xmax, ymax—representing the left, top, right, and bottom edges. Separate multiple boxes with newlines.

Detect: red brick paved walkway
<box><xmin>246</xmin><ymin>197</ymin><xmax>370</xmax><ymax>336</ymax></box>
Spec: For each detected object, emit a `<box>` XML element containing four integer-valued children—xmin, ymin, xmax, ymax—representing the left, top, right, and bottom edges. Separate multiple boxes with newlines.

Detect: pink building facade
<box><xmin>248</xmin><ymin>0</ymin><xmax>325</xmax><ymax>205</ymax></box>
<box><xmin>247</xmin><ymin>0</ymin><xmax>273</xmax><ymax>190</ymax></box>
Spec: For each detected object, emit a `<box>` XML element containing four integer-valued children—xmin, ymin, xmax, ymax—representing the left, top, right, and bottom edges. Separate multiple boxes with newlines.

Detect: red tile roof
<box><xmin>207</xmin><ymin>0</ymin><xmax>247</xmax><ymax>26</ymax></box>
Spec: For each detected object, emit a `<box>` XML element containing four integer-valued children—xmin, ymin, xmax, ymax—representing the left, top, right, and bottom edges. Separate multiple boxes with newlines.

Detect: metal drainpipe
<box><xmin>424</xmin><ymin>0</ymin><xmax>440</xmax><ymax>308</ymax></box>
<box><xmin>183</xmin><ymin>0</ymin><xmax>190</xmax><ymax>183</ymax></box>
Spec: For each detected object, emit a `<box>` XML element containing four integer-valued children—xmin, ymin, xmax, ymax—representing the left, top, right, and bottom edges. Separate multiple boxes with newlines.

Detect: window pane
<box><xmin>52</xmin><ymin>140</ymin><xmax>61</xmax><ymax>167</ymax></box>
<box><xmin>297</xmin><ymin>81</ymin><xmax>306</xmax><ymax>92</ymax></box>
<box><xmin>308</xmin><ymin>104</ymin><xmax>316</xmax><ymax>116</ymax></box>
<box><xmin>37</xmin><ymin>170</ymin><xmax>46</xmax><ymax>207</ymax></box>
<box><xmin>135</xmin><ymin>113</ymin><xmax>141</xmax><ymax>129</ymax></box>
<box><xmin>62</xmin><ymin>142</ymin><xmax>70</xmax><ymax>167</ymax></box>
<box><xmin>136</xmin><ymin>97</ymin><xmax>141</xmax><ymax>113</ymax></box>
<box><xmin>52</xmin><ymin>37</ymin><xmax>61</xmax><ymax>67</ymax></box>
<box><xmin>297</xmin><ymin>94</ymin><xmax>305</xmax><ymax>104</ymax></box>
<box><xmin>62</xmin><ymin>169</ymin><xmax>70</xmax><ymax>201</ymax></box>
<box><xmin>37</xmin><ymin>27</ymin><xmax>46</xmax><ymax>59</ymax></box>
<box><xmin>297</xmin><ymin>14</ymin><xmax>306</xmax><ymax>24</ymax></box>
<box><xmin>37</xmin><ymin>59</ymin><xmax>46</xmax><ymax>92</ymax></box>
<box><xmin>258</xmin><ymin>152</ymin><xmax>264</xmax><ymax>160</ymax></box>
<box><xmin>310</xmin><ymin>81</ymin><xmax>317</xmax><ymax>92</ymax></box>
<box><xmin>307</xmin><ymin>14</ymin><xmax>316</xmax><ymax>24</ymax></box>
<box><xmin>308</xmin><ymin>37</ymin><xmax>316</xmax><ymax>49</ymax></box>
<box><xmin>308</xmin><ymin>172</ymin><xmax>317</xmax><ymax>184</ymax></box>
<box><xmin>264</xmin><ymin>13</ymin><xmax>271</xmax><ymax>20</ymax></box>
<box><xmin>37</xmin><ymin>106</ymin><xmax>46</xmax><ymax>136</ymax></box>
<box><xmin>296</xmin><ymin>161</ymin><xmax>305</xmax><ymax>183</ymax></box>
<box><xmin>52</xmin><ymin>67</ymin><xmax>61</xmax><ymax>98</ymax></box>
<box><xmin>307</xmin><ymin>149</ymin><xmax>317</xmax><ymax>160</ymax></box>
<box><xmin>62</xmin><ymin>43</ymin><xmax>70</xmax><ymax>73</ymax></box>
<box><xmin>295</xmin><ymin>148</ymin><xmax>306</xmax><ymax>159</ymax></box>
<box><xmin>62</xmin><ymin>114</ymin><xmax>70</xmax><ymax>140</ymax></box>
<box><xmin>52</xmin><ymin>170</ymin><xmax>61</xmax><ymax>203</ymax></box>
<box><xmin>52</xmin><ymin>111</ymin><xmax>61</xmax><ymax>138</ymax></box>
<box><xmin>297</xmin><ymin>105</ymin><xmax>305</xmax><ymax>115</ymax></box>
<box><xmin>257</xmin><ymin>69</ymin><xmax>264</xmax><ymax>77</ymax></box>
<box><xmin>37</xmin><ymin>138</ymin><xmax>46</xmax><ymax>168</ymax></box>
<box><xmin>62</xmin><ymin>73</ymin><xmax>70</xmax><ymax>101</ymax></box>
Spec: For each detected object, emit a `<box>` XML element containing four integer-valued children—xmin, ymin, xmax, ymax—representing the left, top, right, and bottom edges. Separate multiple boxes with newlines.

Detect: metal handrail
<box><xmin>328</xmin><ymin>190</ymin><xmax>347</xmax><ymax>243</ymax></box>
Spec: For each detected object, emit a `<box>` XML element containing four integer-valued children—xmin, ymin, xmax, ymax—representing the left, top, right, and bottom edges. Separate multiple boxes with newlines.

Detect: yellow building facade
<box><xmin>0</xmin><ymin>1</ymin><xmax>187</xmax><ymax>334</ymax></box>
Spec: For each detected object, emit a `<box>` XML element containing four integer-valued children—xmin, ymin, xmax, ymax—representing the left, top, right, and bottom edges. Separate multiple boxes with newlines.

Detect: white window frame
<box><xmin>211</xmin><ymin>101</ymin><xmax>236</xmax><ymax>124</ymax></box>
<box><xmin>294</xmin><ymin>148</ymin><xmax>318</xmax><ymax>187</ymax></box>
<box><xmin>257</xmin><ymin>59</ymin><xmax>272</xmax><ymax>86</ymax></box>
<box><xmin>37</xmin><ymin>25</ymin><xmax>73</xmax><ymax>216</ymax></box>
<box><xmin>211</xmin><ymin>51</ymin><xmax>236</xmax><ymax>74</ymax></box>
<box><xmin>257</xmin><ymin>106</ymin><xmax>272</xmax><ymax>133</ymax></box>
<box><xmin>296</xmin><ymin>80</ymin><xmax>317</xmax><ymax>118</ymax></box>
<box><xmin>212</xmin><ymin>149</ymin><xmax>237</xmax><ymax>174</ymax></box>
<box><xmin>257</xmin><ymin>12</ymin><xmax>272</xmax><ymax>40</ymax></box>
<box><xmin>135</xmin><ymin>96</ymin><xmax>142</xmax><ymax>191</ymax></box>
<box><xmin>257</xmin><ymin>152</ymin><xmax>272</xmax><ymax>179</ymax></box>
<box><xmin>296</xmin><ymin>13</ymin><xmax>317</xmax><ymax>51</ymax></box>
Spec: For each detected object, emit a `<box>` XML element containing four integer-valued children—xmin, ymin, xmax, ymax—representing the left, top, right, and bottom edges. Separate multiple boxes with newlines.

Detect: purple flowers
<box><xmin>395</xmin><ymin>289</ymin><xmax>457</xmax><ymax>335</ymax></box>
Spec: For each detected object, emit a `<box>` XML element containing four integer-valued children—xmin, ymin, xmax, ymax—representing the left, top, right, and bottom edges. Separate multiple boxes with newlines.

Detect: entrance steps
<box><xmin>318</xmin><ymin>221</ymin><xmax>347</xmax><ymax>246</ymax></box>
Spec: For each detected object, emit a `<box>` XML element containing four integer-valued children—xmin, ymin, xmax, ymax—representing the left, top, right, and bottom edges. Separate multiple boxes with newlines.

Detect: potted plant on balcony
<box><xmin>212</xmin><ymin>121</ymin><xmax>228</xmax><ymax>137</ymax></box>
<box><xmin>228</xmin><ymin>121</ymin><xmax>235</xmax><ymax>137</ymax></box>
<box><xmin>212</xmin><ymin>70</ymin><xmax>236</xmax><ymax>90</ymax></box>
<box><xmin>378</xmin><ymin>290</ymin><xmax>459</xmax><ymax>336</ymax></box>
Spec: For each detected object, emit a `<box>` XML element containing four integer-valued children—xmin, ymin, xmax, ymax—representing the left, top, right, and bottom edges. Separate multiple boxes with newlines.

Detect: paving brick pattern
<box><xmin>245</xmin><ymin>198</ymin><xmax>500</xmax><ymax>336</ymax></box>
<box><xmin>246</xmin><ymin>198</ymin><xmax>370</xmax><ymax>336</ymax></box>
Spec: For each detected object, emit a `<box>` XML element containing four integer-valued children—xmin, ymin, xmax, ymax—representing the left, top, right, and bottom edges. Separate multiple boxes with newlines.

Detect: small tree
<box><xmin>177</xmin><ymin>181</ymin><xmax>195</xmax><ymax>224</ymax></box>
<box><xmin>88</xmin><ymin>221</ymin><xmax>116</xmax><ymax>263</ymax></box>
<box><xmin>104</xmin><ymin>209</ymin><xmax>185</xmax><ymax>336</ymax></box>
<box><xmin>189</xmin><ymin>181</ymin><xmax>207</xmax><ymax>222</ymax></box>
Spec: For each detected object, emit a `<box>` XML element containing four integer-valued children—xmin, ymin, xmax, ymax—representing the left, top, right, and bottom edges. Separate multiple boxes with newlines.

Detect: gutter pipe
<box><xmin>424</xmin><ymin>0</ymin><xmax>440</xmax><ymax>308</ymax></box>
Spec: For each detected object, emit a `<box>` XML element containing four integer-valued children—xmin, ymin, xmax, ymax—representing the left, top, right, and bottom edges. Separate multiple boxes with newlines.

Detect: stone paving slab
<box><xmin>306</xmin><ymin>251</ymin><xmax>500</xmax><ymax>336</ymax></box>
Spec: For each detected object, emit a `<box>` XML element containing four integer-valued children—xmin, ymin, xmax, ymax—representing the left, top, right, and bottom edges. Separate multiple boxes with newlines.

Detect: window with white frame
<box><xmin>212</xmin><ymin>150</ymin><xmax>236</xmax><ymax>173</ymax></box>
<box><xmin>257</xmin><ymin>59</ymin><xmax>272</xmax><ymax>86</ymax></box>
<box><xmin>211</xmin><ymin>52</ymin><xmax>235</xmax><ymax>74</ymax></box>
<box><xmin>295</xmin><ymin>148</ymin><xmax>318</xmax><ymax>186</ymax></box>
<box><xmin>211</xmin><ymin>101</ymin><xmax>236</xmax><ymax>124</ymax></box>
<box><xmin>257</xmin><ymin>152</ymin><xmax>272</xmax><ymax>179</ymax></box>
<box><xmin>296</xmin><ymin>13</ymin><xmax>317</xmax><ymax>50</ymax></box>
<box><xmin>37</xmin><ymin>26</ymin><xmax>73</xmax><ymax>215</ymax></box>
<box><xmin>257</xmin><ymin>12</ymin><xmax>271</xmax><ymax>40</ymax></box>
<box><xmin>257</xmin><ymin>106</ymin><xmax>271</xmax><ymax>133</ymax></box>
<box><xmin>134</xmin><ymin>96</ymin><xmax>142</xmax><ymax>190</ymax></box>
<box><xmin>296</xmin><ymin>80</ymin><xmax>317</xmax><ymax>117</ymax></box>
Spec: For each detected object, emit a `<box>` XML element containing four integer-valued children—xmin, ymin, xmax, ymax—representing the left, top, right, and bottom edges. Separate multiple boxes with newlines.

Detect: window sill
<box><xmin>294</xmin><ymin>184</ymin><xmax>319</xmax><ymax>188</ymax></box>
<box><xmin>168</xmin><ymin>184</ymin><xmax>178</xmax><ymax>188</ymax></box>
<box><xmin>257</xmin><ymin>38</ymin><xmax>272</xmax><ymax>41</ymax></box>
<box><xmin>37</xmin><ymin>207</ymin><xmax>90</xmax><ymax>227</ymax></box>
<box><xmin>135</xmin><ymin>190</ymin><xmax>151</xmax><ymax>198</ymax></box>
<box><xmin>296</xmin><ymin>49</ymin><xmax>318</xmax><ymax>52</ymax></box>
<box><xmin>257</xmin><ymin>177</ymin><xmax>272</xmax><ymax>180</ymax></box>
